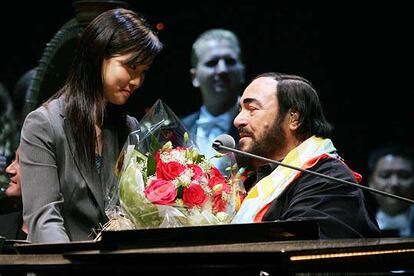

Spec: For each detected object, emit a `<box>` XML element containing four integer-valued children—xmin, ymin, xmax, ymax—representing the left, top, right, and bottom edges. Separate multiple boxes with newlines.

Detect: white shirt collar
<box><xmin>376</xmin><ymin>206</ymin><xmax>414</xmax><ymax>237</ymax></box>
<box><xmin>197</xmin><ymin>105</ymin><xmax>233</xmax><ymax>129</ymax></box>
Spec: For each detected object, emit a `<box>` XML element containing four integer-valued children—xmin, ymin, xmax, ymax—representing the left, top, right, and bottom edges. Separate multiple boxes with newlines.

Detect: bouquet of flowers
<box><xmin>113</xmin><ymin>99</ymin><xmax>244</xmax><ymax>229</ymax></box>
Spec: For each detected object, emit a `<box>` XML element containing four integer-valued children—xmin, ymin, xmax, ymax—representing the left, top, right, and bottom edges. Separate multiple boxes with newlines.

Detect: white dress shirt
<box><xmin>194</xmin><ymin>104</ymin><xmax>237</xmax><ymax>175</ymax></box>
<box><xmin>376</xmin><ymin>205</ymin><xmax>414</xmax><ymax>237</ymax></box>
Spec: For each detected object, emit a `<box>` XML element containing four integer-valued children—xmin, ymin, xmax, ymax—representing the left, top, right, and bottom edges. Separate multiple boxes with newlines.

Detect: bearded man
<box><xmin>232</xmin><ymin>72</ymin><xmax>380</xmax><ymax>239</ymax></box>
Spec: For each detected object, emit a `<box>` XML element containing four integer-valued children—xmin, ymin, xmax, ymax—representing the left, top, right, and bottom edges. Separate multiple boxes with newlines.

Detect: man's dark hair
<box><xmin>254</xmin><ymin>72</ymin><xmax>333</xmax><ymax>140</ymax></box>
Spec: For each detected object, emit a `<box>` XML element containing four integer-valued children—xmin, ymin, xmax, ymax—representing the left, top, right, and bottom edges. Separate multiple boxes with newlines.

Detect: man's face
<box><xmin>369</xmin><ymin>154</ymin><xmax>414</xmax><ymax>215</ymax></box>
<box><xmin>192</xmin><ymin>40</ymin><xmax>244</xmax><ymax>102</ymax></box>
<box><xmin>5</xmin><ymin>148</ymin><xmax>21</xmax><ymax>198</ymax></box>
<box><xmin>233</xmin><ymin>77</ymin><xmax>287</xmax><ymax>160</ymax></box>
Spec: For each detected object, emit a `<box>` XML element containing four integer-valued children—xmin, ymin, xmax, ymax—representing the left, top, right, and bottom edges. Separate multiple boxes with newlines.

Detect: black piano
<box><xmin>1</xmin><ymin>220</ymin><xmax>414</xmax><ymax>275</ymax></box>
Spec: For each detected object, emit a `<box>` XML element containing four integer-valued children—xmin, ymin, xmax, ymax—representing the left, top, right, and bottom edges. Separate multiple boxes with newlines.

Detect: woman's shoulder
<box><xmin>27</xmin><ymin>97</ymin><xmax>63</xmax><ymax>118</ymax></box>
<box><xmin>23</xmin><ymin>97</ymin><xmax>64</xmax><ymax>131</ymax></box>
<box><xmin>21</xmin><ymin>97</ymin><xmax>66</xmax><ymax>146</ymax></box>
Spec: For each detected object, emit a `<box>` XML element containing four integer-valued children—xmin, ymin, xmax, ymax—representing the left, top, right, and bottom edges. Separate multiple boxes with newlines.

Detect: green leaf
<box><xmin>176</xmin><ymin>185</ymin><xmax>183</xmax><ymax>199</ymax></box>
<box><xmin>184</xmin><ymin>132</ymin><xmax>189</xmax><ymax>145</ymax></box>
<box><xmin>149</xmin><ymin>133</ymin><xmax>161</xmax><ymax>156</ymax></box>
<box><xmin>195</xmin><ymin>153</ymin><xmax>204</xmax><ymax>163</ymax></box>
<box><xmin>162</xmin><ymin>141</ymin><xmax>172</xmax><ymax>151</ymax></box>
<box><xmin>146</xmin><ymin>154</ymin><xmax>156</xmax><ymax>177</ymax></box>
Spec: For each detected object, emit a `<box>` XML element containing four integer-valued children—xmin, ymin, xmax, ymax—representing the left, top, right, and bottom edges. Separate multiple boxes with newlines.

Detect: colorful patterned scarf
<box><xmin>232</xmin><ymin>135</ymin><xmax>336</xmax><ymax>223</ymax></box>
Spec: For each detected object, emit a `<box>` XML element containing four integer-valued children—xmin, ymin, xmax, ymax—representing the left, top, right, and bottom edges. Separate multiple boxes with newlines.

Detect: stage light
<box><xmin>156</xmin><ymin>22</ymin><xmax>165</xmax><ymax>31</ymax></box>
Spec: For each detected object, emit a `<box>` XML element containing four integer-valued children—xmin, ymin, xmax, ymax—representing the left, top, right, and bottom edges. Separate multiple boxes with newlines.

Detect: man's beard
<box><xmin>236</xmin><ymin>117</ymin><xmax>287</xmax><ymax>168</ymax></box>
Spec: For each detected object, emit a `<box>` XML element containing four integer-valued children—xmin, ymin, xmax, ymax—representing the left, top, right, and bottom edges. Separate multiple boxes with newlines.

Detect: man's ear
<box><xmin>190</xmin><ymin>68</ymin><xmax>200</xmax><ymax>88</ymax></box>
<box><xmin>289</xmin><ymin>110</ymin><xmax>301</xmax><ymax>130</ymax></box>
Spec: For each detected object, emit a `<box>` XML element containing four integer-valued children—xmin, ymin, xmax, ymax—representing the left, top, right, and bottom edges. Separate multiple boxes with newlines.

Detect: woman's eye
<box><xmin>129</xmin><ymin>64</ymin><xmax>137</xmax><ymax>70</ymax></box>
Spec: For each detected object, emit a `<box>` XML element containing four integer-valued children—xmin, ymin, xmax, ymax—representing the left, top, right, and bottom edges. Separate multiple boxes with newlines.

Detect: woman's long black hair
<box><xmin>51</xmin><ymin>8</ymin><xmax>163</xmax><ymax>166</ymax></box>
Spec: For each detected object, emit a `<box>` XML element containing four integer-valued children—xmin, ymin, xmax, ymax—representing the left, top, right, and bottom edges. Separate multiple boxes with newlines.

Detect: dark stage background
<box><xmin>1</xmin><ymin>1</ymin><xmax>413</xmax><ymax>179</ymax></box>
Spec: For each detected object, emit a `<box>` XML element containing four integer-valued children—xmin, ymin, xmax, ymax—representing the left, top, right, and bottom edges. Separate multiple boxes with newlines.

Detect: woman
<box><xmin>20</xmin><ymin>8</ymin><xmax>163</xmax><ymax>243</ymax></box>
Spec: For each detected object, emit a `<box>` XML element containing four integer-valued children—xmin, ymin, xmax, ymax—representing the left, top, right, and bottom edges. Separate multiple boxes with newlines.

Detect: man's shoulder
<box><xmin>298</xmin><ymin>156</ymin><xmax>358</xmax><ymax>188</ymax></box>
<box><xmin>314</xmin><ymin>156</ymin><xmax>354</xmax><ymax>175</ymax></box>
<box><xmin>181</xmin><ymin>111</ymin><xmax>200</xmax><ymax>128</ymax></box>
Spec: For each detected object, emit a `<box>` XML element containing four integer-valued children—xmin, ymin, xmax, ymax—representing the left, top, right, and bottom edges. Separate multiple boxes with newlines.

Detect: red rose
<box><xmin>182</xmin><ymin>184</ymin><xmax>207</xmax><ymax>207</ymax></box>
<box><xmin>208</xmin><ymin>175</ymin><xmax>230</xmax><ymax>194</ymax></box>
<box><xmin>144</xmin><ymin>179</ymin><xmax>177</xmax><ymax>205</ymax></box>
<box><xmin>213</xmin><ymin>194</ymin><xmax>227</xmax><ymax>213</ymax></box>
<box><xmin>187</xmin><ymin>164</ymin><xmax>207</xmax><ymax>180</ymax></box>
<box><xmin>155</xmin><ymin>150</ymin><xmax>161</xmax><ymax>164</ymax></box>
<box><xmin>210</xmin><ymin>166</ymin><xmax>225</xmax><ymax>178</ymax></box>
<box><xmin>156</xmin><ymin>161</ymin><xmax>186</xmax><ymax>180</ymax></box>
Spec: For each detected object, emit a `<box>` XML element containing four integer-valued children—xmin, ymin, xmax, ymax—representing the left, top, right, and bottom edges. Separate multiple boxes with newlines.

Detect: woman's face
<box><xmin>102</xmin><ymin>52</ymin><xmax>150</xmax><ymax>105</ymax></box>
<box><xmin>5</xmin><ymin>148</ymin><xmax>21</xmax><ymax>198</ymax></box>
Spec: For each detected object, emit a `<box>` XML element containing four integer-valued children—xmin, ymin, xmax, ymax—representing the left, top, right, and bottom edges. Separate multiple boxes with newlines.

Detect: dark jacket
<box><xmin>0</xmin><ymin>197</ymin><xmax>27</xmax><ymax>240</ymax></box>
<box><xmin>246</xmin><ymin>157</ymin><xmax>381</xmax><ymax>239</ymax></box>
<box><xmin>20</xmin><ymin>97</ymin><xmax>138</xmax><ymax>243</ymax></box>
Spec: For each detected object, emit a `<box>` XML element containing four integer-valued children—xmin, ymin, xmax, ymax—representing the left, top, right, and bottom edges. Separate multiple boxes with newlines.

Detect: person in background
<box><xmin>0</xmin><ymin>147</ymin><xmax>28</xmax><ymax>240</ymax></box>
<box><xmin>20</xmin><ymin>8</ymin><xmax>163</xmax><ymax>243</ymax></box>
<box><xmin>367</xmin><ymin>145</ymin><xmax>414</xmax><ymax>237</ymax></box>
<box><xmin>0</xmin><ymin>82</ymin><xmax>22</xmax><ymax>240</ymax></box>
<box><xmin>231</xmin><ymin>72</ymin><xmax>380</xmax><ymax>239</ymax></box>
<box><xmin>181</xmin><ymin>28</ymin><xmax>245</xmax><ymax>174</ymax></box>
<box><xmin>0</xmin><ymin>83</ymin><xmax>19</xmax><ymax>171</ymax></box>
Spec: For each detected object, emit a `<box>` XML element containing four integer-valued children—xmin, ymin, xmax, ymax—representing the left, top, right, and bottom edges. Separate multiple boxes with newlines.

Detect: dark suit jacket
<box><xmin>0</xmin><ymin>197</ymin><xmax>25</xmax><ymax>240</ymax></box>
<box><xmin>20</xmin><ymin>97</ymin><xmax>138</xmax><ymax>243</ymax></box>
<box><xmin>254</xmin><ymin>158</ymin><xmax>381</xmax><ymax>239</ymax></box>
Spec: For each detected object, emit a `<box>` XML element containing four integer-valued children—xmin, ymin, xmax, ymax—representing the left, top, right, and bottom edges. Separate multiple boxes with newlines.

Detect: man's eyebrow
<box><xmin>242</xmin><ymin>97</ymin><xmax>262</xmax><ymax>107</ymax></box>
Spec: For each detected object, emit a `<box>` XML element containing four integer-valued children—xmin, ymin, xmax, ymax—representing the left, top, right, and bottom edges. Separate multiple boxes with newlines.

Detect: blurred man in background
<box><xmin>182</xmin><ymin>29</ymin><xmax>245</xmax><ymax>174</ymax></box>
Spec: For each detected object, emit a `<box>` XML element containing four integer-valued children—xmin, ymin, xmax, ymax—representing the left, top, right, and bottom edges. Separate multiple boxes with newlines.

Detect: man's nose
<box><xmin>234</xmin><ymin>111</ymin><xmax>245</xmax><ymax>128</ymax></box>
<box><xmin>215</xmin><ymin>59</ymin><xmax>228</xmax><ymax>74</ymax></box>
<box><xmin>388</xmin><ymin>174</ymin><xmax>400</xmax><ymax>188</ymax></box>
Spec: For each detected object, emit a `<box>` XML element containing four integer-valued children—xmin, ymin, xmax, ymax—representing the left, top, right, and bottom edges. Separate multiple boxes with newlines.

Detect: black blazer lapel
<box><xmin>62</xmin><ymin>117</ymin><xmax>105</xmax><ymax>215</ymax></box>
<box><xmin>100</xmin><ymin>127</ymin><xmax>120</xmax><ymax>211</ymax></box>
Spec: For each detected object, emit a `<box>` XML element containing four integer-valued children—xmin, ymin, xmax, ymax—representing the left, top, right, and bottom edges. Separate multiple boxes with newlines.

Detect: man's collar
<box><xmin>244</xmin><ymin>163</ymin><xmax>278</xmax><ymax>192</ymax></box>
<box><xmin>257</xmin><ymin>163</ymin><xmax>277</xmax><ymax>181</ymax></box>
